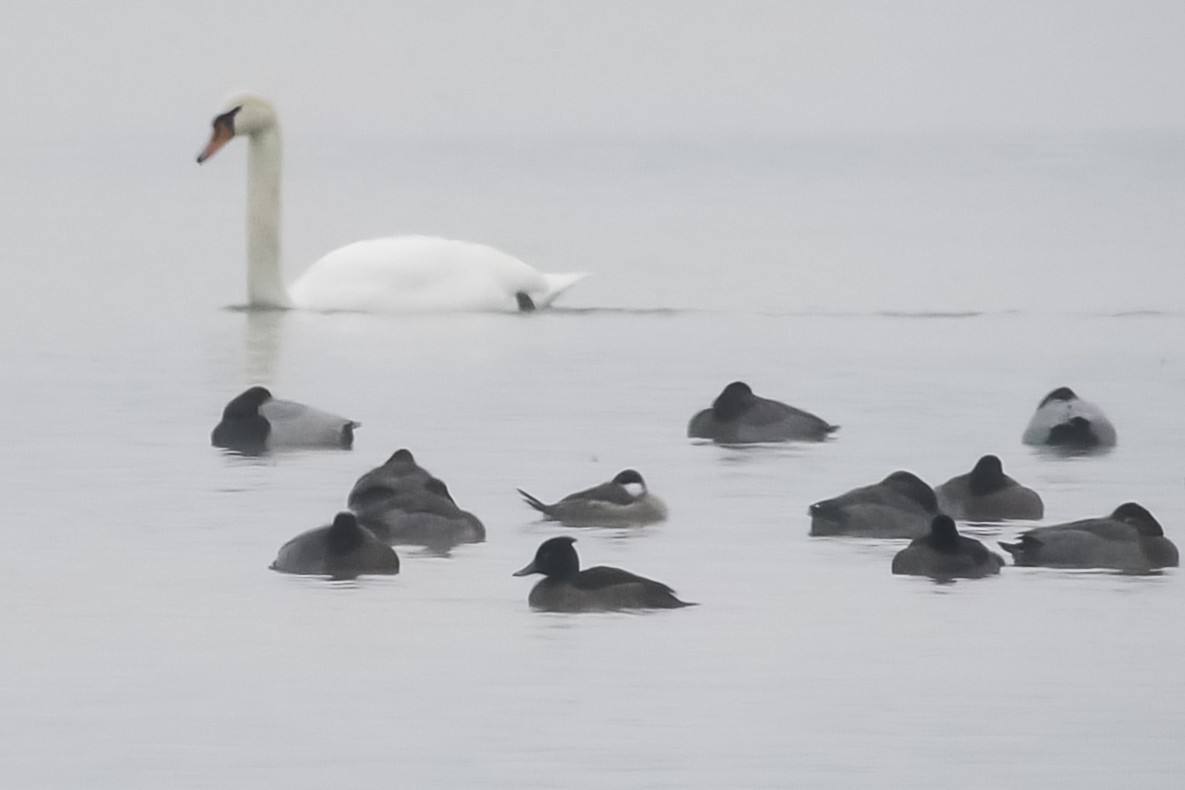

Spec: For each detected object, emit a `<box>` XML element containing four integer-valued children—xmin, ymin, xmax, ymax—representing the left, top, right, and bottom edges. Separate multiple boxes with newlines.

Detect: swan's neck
<box><xmin>245</xmin><ymin>127</ymin><xmax>291</xmax><ymax>308</ymax></box>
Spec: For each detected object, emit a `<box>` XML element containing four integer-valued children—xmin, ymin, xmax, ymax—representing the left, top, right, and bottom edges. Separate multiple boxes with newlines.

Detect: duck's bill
<box><xmin>512</xmin><ymin>561</ymin><xmax>538</xmax><ymax>577</ymax></box>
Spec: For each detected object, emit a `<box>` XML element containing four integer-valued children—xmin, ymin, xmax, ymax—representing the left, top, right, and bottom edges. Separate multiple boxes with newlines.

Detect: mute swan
<box><xmin>212</xmin><ymin>386</ymin><xmax>358</xmax><ymax>453</ymax></box>
<box><xmin>196</xmin><ymin>93</ymin><xmax>588</xmax><ymax>312</ymax></box>
<box><xmin>1021</xmin><ymin>387</ymin><xmax>1116</xmax><ymax>449</ymax></box>
<box><xmin>687</xmin><ymin>381</ymin><xmax>838</xmax><ymax>443</ymax></box>
<box><xmin>517</xmin><ymin>469</ymin><xmax>668</xmax><ymax>527</ymax></box>
<box><xmin>270</xmin><ymin>513</ymin><xmax>400</xmax><ymax>578</ymax></box>
<box><xmin>934</xmin><ymin>455</ymin><xmax>1044</xmax><ymax>521</ymax></box>
<box><xmin>891</xmin><ymin>516</ymin><xmax>1004</xmax><ymax>579</ymax></box>
<box><xmin>808</xmin><ymin>471</ymin><xmax>938</xmax><ymax>538</ymax></box>
<box><xmin>999</xmin><ymin>503</ymin><xmax>1178</xmax><ymax>571</ymax></box>
<box><xmin>513</xmin><ymin>536</ymin><xmax>694</xmax><ymax>612</ymax></box>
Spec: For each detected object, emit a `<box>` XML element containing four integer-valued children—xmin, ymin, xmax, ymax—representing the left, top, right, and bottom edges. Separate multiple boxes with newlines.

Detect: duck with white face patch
<box><xmin>517</xmin><ymin>469</ymin><xmax>668</xmax><ymax>527</ymax></box>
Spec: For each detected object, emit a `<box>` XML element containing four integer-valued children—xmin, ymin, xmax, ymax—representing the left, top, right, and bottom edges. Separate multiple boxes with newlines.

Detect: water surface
<box><xmin>2</xmin><ymin>133</ymin><xmax>1183</xmax><ymax>787</ymax></box>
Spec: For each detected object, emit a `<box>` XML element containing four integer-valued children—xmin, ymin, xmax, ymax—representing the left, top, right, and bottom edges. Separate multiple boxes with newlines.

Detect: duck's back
<box><xmin>529</xmin><ymin>567</ymin><xmax>691</xmax><ymax>611</ymax></box>
<box><xmin>259</xmin><ymin>398</ymin><xmax>355</xmax><ymax>448</ymax></box>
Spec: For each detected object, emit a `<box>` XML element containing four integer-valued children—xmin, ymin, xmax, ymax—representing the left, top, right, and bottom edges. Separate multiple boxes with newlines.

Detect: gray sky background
<box><xmin>5</xmin><ymin>0</ymin><xmax>1184</xmax><ymax>141</ymax></box>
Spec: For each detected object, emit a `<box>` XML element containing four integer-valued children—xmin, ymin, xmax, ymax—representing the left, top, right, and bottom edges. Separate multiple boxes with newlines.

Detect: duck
<box><xmin>935</xmin><ymin>455</ymin><xmax>1044</xmax><ymax>521</ymax></box>
<box><xmin>1021</xmin><ymin>387</ymin><xmax>1117</xmax><ymax>449</ymax></box>
<box><xmin>999</xmin><ymin>503</ymin><xmax>1178</xmax><ymax>571</ymax></box>
<box><xmin>346</xmin><ymin>448</ymin><xmax>434</xmax><ymax>513</ymax></box>
<box><xmin>517</xmin><ymin>469</ymin><xmax>667</xmax><ymax>527</ymax></box>
<box><xmin>346</xmin><ymin>451</ymin><xmax>484</xmax><ymax>550</ymax></box>
<box><xmin>687</xmin><ymin>381</ymin><xmax>837</xmax><ymax>443</ymax></box>
<box><xmin>808</xmin><ymin>470</ymin><xmax>938</xmax><ymax>538</ymax></box>
<box><xmin>270</xmin><ymin>512</ymin><xmax>400</xmax><ymax>578</ymax></box>
<box><xmin>353</xmin><ymin>477</ymin><xmax>485</xmax><ymax>550</ymax></box>
<box><xmin>891</xmin><ymin>515</ymin><xmax>1005</xmax><ymax>579</ymax></box>
<box><xmin>512</xmin><ymin>536</ymin><xmax>693</xmax><ymax>612</ymax></box>
<box><xmin>196</xmin><ymin>93</ymin><xmax>588</xmax><ymax>313</ymax></box>
<box><xmin>211</xmin><ymin>385</ymin><xmax>357</xmax><ymax>453</ymax></box>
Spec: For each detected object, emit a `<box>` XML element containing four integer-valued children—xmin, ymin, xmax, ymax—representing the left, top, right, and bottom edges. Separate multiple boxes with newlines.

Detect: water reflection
<box><xmin>243</xmin><ymin>308</ymin><xmax>285</xmax><ymax>383</ymax></box>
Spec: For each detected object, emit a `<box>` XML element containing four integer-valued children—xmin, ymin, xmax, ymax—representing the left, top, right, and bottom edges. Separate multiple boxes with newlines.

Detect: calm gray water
<box><xmin>2</xmin><ymin>131</ymin><xmax>1184</xmax><ymax>788</ymax></box>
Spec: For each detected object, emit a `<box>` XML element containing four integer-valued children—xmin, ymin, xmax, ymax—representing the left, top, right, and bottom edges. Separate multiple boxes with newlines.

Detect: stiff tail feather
<box><xmin>517</xmin><ymin>488</ymin><xmax>553</xmax><ymax>516</ymax></box>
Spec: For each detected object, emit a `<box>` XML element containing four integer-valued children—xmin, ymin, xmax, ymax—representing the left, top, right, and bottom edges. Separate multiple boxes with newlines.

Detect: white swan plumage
<box><xmin>197</xmin><ymin>93</ymin><xmax>588</xmax><ymax>313</ymax></box>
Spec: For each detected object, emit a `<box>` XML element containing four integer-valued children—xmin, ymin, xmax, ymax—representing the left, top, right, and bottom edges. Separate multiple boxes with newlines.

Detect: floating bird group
<box><xmin>198</xmin><ymin>94</ymin><xmax>1173</xmax><ymax>603</ymax></box>
<box><xmin>210</xmin><ymin>373</ymin><xmax>1172</xmax><ymax>606</ymax></box>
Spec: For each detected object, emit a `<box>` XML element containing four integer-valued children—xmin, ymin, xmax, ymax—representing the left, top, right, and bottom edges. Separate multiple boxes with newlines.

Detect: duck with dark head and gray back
<box><xmin>513</xmin><ymin>536</ymin><xmax>693</xmax><ymax>612</ymax></box>
<box><xmin>347</xmin><ymin>448</ymin><xmax>434</xmax><ymax>513</ymax></box>
<box><xmin>809</xmin><ymin>470</ymin><xmax>938</xmax><ymax>538</ymax></box>
<box><xmin>935</xmin><ymin>455</ymin><xmax>1044</xmax><ymax>521</ymax></box>
<box><xmin>892</xmin><ymin>515</ymin><xmax>1005</xmax><ymax>580</ymax></box>
<box><xmin>517</xmin><ymin>469</ymin><xmax>667</xmax><ymax>527</ymax></box>
<box><xmin>687</xmin><ymin>381</ymin><xmax>838</xmax><ymax>444</ymax></box>
<box><xmin>211</xmin><ymin>386</ymin><xmax>358</xmax><ymax>454</ymax></box>
<box><xmin>1022</xmin><ymin>387</ymin><xmax>1116</xmax><ymax>450</ymax></box>
<box><xmin>270</xmin><ymin>512</ymin><xmax>399</xmax><ymax>579</ymax></box>
<box><xmin>1000</xmin><ymin>503</ymin><xmax>1177</xmax><ymax>572</ymax></box>
<box><xmin>346</xmin><ymin>450</ymin><xmax>484</xmax><ymax>552</ymax></box>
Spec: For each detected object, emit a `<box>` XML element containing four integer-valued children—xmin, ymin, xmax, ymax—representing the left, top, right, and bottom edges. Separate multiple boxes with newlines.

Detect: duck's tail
<box><xmin>998</xmin><ymin>541</ymin><xmax>1023</xmax><ymax>558</ymax></box>
<box><xmin>517</xmin><ymin>488</ymin><xmax>554</xmax><ymax>517</ymax></box>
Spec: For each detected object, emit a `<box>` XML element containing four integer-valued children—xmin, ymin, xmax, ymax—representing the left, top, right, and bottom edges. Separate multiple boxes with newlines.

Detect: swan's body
<box><xmin>197</xmin><ymin>93</ymin><xmax>587</xmax><ymax>313</ymax></box>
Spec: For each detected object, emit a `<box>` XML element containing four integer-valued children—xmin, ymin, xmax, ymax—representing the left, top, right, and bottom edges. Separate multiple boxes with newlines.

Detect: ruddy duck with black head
<box><xmin>517</xmin><ymin>469</ymin><xmax>667</xmax><ymax>527</ymax></box>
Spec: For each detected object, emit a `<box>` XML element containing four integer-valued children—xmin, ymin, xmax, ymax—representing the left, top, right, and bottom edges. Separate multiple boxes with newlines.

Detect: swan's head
<box><xmin>196</xmin><ymin>93</ymin><xmax>278</xmax><ymax>163</ymax></box>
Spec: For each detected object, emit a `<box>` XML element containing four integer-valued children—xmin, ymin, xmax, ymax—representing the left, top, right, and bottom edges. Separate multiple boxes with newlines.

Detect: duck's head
<box><xmin>712</xmin><ymin>381</ymin><xmax>756</xmax><ymax>421</ymax></box>
<box><xmin>925</xmin><ymin>515</ymin><xmax>961</xmax><ymax>553</ymax></box>
<box><xmin>424</xmin><ymin>477</ymin><xmax>456</xmax><ymax>503</ymax></box>
<box><xmin>882</xmin><ymin>470</ymin><xmax>938</xmax><ymax>512</ymax></box>
<box><xmin>384</xmin><ymin>448</ymin><xmax>418</xmax><ymax>472</ymax></box>
<box><xmin>222</xmin><ymin>385</ymin><xmax>273</xmax><ymax>418</ymax></box>
<box><xmin>1111</xmin><ymin>502</ymin><xmax>1164</xmax><ymax>537</ymax></box>
<box><xmin>612</xmin><ymin>469</ymin><xmax>647</xmax><ymax>497</ymax></box>
<box><xmin>514</xmin><ymin>536</ymin><xmax>580</xmax><ymax>579</ymax></box>
<box><xmin>325</xmin><ymin>512</ymin><xmax>365</xmax><ymax>554</ymax></box>
<box><xmin>197</xmin><ymin>93</ymin><xmax>278</xmax><ymax>163</ymax></box>
<box><xmin>968</xmin><ymin>454</ymin><xmax>1006</xmax><ymax>495</ymax></box>
<box><xmin>1038</xmin><ymin>386</ymin><xmax>1078</xmax><ymax>407</ymax></box>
